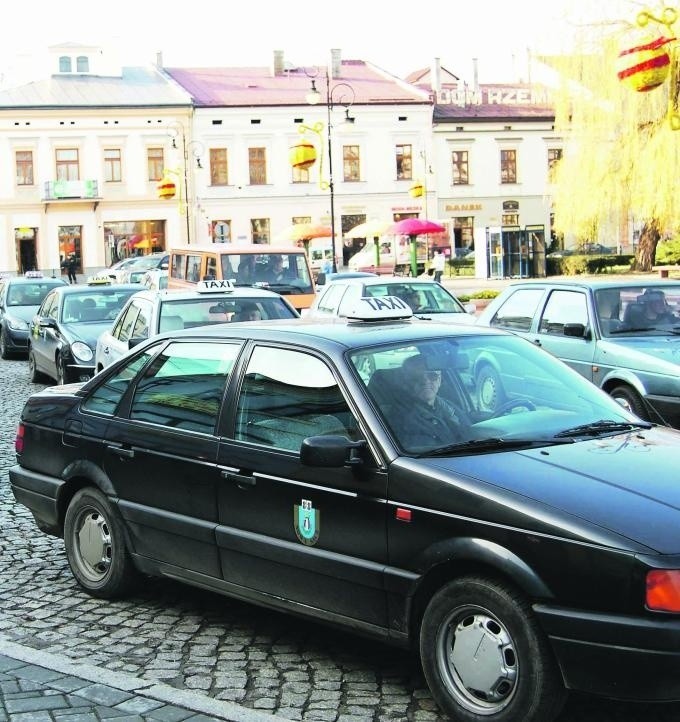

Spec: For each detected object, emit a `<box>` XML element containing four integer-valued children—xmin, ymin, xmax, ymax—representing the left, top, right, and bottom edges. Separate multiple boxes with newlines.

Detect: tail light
<box><xmin>646</xmin><ymin>570</ymin><xmax>680</xmax><ymax>612</ymax></box>
<box><xmin>15</xmin><ymin>423</ymin><xmax>24</xmax><ymax>454</ymax></box>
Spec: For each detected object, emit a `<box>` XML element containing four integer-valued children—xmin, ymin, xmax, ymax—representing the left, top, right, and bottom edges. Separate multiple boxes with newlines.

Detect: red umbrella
<box><xmin>388</xmin><ymin>219</ymin><xmax>446</xmax><ymax>276</ymax></box>
<box><xmin>388</xmin><ymin>218</ymin><xmax>445</xmax><ymax>236</ymax></box>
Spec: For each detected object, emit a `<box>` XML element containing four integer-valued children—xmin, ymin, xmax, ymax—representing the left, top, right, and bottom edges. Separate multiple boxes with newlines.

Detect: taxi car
<box><xmin>28</xmin><ymin>280</ymin><xmax>143</xmax><ymax>384</ymax></box>
<box><xmin>95</xmin><ymin>280</ymin><xmax>299</xmax><ymax>372</ymax></box>
<box><xmin>476</xmin><ymin>279</ymin><xmax>680</xmax><ymax>427</ymax></box>
<box><xmin>0</xmin><ymin>272</ymin><xmax>68</xmax><ymax>358</ymax></box>
<box><xmin>10</xmin><ymin>298</ymin><xmax>680</xmax><ymax>722</ymax></box>
<box><xmin>307</xmin><ymin>275</ymin><xmax>477</xmax><ymax>323</ymax></box>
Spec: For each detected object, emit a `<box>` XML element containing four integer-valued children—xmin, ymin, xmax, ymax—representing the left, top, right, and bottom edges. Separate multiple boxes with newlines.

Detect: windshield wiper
<box><xmin>609</xmin><ymin>326</ymin><xmax>657</xmax><ymax>333</ymax></box>
<box><xmin>554</xmin><ymin>419</ymin><xmax>651</xmax><ymax>438</ymax></box>
<box><xmin>419</xmin><ymin>436</ymin><xmax>575</xmax><ymax>457</ymax></box>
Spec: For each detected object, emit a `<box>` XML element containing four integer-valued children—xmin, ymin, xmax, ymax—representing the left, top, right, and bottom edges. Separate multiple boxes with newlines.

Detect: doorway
<box><xmin>15</xmin><ymin>227</ymin><xmax>38</xmax><ymax>273</ymax></box>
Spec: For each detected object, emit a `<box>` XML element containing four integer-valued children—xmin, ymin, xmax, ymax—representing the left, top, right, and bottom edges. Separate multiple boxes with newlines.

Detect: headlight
<box><xmin>71</xmin><ymin>341</ymin><xmax>94</xmax><ymax>362</ymax></box>
<box><xmin>6</xmin><ymin>317</ymin><xmax>28</xmax><ymax>331</ymax></box>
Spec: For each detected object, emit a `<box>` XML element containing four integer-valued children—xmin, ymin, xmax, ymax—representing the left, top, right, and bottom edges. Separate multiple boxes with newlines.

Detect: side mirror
<box><xmin>464</xmin><ymin>302</ymin><xmax>477</xmax><ymax>315</ymax></box>
<box><xmin>563</xmin><ymin>322</ymin><xmax>589</xmax><ymax>339</ymax></box>
<box><xmin>317</xmin><ymin>273</ymin><xmax>327</xmax><ymax>286</ymax></box>
<box><xmin>39</xmin><ymin>317</ymin><xmax>57</xmax><ymax>328</ymax></box>
<box><xmin>128</xmin><ymin>336</ymin><xmax>146</xmax><ymax>349</ymax></box>
<box><xmin>300</xmin><ymin>435</ymin><xmax>366</xmax><ymax>468</ymax></box>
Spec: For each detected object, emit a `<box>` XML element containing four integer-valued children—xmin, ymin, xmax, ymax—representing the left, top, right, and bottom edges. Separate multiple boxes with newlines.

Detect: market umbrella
<box><xmin>388</xmin><ymin>218</ymin><xmax>446</xmax><ymax>276</ymax></box>
<box><xmin>345</xmin><ymin>220</ymin><xmax>392</xmax><ymax>268</ymax></box>
<box><xmin>274</xmin><ymin>223</ymin><xmax>332</xmax><ymax>243</ymax></box>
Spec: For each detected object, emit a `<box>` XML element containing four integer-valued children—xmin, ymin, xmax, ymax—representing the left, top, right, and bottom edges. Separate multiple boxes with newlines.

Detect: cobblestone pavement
<box><xmin>2</xmin><ymin>355</ymin><xmax>680</xmax><ymax>721</ymax></box>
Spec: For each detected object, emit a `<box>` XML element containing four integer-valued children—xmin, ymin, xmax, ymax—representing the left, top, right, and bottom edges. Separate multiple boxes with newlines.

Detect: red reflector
<box><xmin>646</xmin><ymin>570</ymin><xmax>680</xmax><ymax>612</ymax></box>
<box><xmin>15</xmin><ymin>423</ymin><xmax>24</xmax><ymax>454</ymax></box>
<box><xmin>395</xmin><ymin>507</ymin><xmax>412</xmax><ymax>522</ymax></box>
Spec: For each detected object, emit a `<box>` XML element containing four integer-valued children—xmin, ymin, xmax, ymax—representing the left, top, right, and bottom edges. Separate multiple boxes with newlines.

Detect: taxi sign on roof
<box><xmin>24</xmin><ymin>270</ymin><xmax>43</xmax><ymax>278</ymax></box>
<box><xmin>197</xmin><ymin>279</ymin><xmax>235</xmax><ymax>293</ymax></box>
<box><xmin>86</xmin><ymin>274</ymin><xmax>112</xmax><ymax>285</ymax></box>
<box><xmin>346</xmin><ymin>295</ymin><xmax>413</xmax><ymax>321</ymax></box>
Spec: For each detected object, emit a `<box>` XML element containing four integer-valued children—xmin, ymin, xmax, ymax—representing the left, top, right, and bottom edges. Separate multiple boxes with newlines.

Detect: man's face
<box><xmin>407</xmin><ymin>361</ymin><xmax>441</xmax><ymax>405</ymax></box>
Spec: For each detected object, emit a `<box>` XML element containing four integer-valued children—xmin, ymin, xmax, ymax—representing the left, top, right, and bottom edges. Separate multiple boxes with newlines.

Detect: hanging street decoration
<box><xmin>289</xmin><ymin>139</ymin><xmax>317</xmax><ymax>170</ymax></box>
<box><xmin>617</xmin><ymin>6</ymin><xmax>680</xmax><ymax>128</ymax></box>
<box><xmin>157</xmin><ymin>172</ymin><xmax>177</xmax><ymax>200</ymax></box>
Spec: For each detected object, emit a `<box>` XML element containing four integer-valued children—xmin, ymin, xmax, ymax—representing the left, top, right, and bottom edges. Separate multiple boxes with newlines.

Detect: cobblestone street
<box><xmin>2</xmin><ymin>354</ymin><xmax>680</xmax><ymax>721</ymax></box>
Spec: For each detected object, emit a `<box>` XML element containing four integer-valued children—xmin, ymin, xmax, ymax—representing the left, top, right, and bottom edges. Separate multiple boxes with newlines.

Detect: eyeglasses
<box><xmin>414</xmin><ymin>369</ymin><xmax>441</xmax><ymax>382</ymax></box>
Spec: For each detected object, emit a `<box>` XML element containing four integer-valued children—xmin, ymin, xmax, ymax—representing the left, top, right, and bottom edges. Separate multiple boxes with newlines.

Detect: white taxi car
<box><xmin>95</xmin><ymin>279</ymin><xmax>298</xmax><ymax>372</ymax></box>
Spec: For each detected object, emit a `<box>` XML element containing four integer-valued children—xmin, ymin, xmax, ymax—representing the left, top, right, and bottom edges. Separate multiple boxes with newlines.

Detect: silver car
<box><xmin>476</xmin><ymin>278</ymin><xmax>680</xmax><ymax>427</ymax></box>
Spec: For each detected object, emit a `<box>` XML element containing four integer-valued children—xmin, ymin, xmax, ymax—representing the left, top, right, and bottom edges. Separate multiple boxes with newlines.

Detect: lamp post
<box><xmin>164</xmin><ymin>122</ymin><xmax>203</xmax><ymax>244</ymax></box>
<box><xmin>304</xmin><ymin>71</ymin><xmax>355</xmax><ymax>273</ymax></box>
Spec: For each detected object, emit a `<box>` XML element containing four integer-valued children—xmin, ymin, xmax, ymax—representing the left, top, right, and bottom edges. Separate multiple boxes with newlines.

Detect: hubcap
<box><xmin>74</xmin><ymin>507</ymin><xmax>112</xmax><ymax>582</ymax></box>
<box><xmin>437</xmin><ymin>605</ymin><xmax>518</xmax><ymax>715</ymax></box>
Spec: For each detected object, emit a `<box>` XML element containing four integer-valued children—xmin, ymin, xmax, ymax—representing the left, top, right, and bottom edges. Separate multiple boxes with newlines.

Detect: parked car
<box><xmin>11</xmin><ymin>297</ymin><xmax>680</xmax><ymax>722</ymax></box>
<box><xmin>476</xmin><ymin>279</ymin><xmax>680</xmax><ymax>426</ymax></box>
<box><xmin>315</xmin><ymin>270</ymin><xmax>377</xmax><ymax>290</ymax></box>
<box><xmin>95</xmin><ymin>280</ymin><xmax>299</xmax><ymax>372</ymax></box>
<box><xmin>307</xmin><ymin>275</ymin><xmax>476</xmax><ymax>322</ymax></box>
<box><xmin>103</xmin><ymin>257</ymin><xmax>148</xmax><ymax>283</ymax></box>
<box><xmin>118</xmin><ymin>252</ymin><xmax>169</xmax><ymax>283</ymax></box>
<box><xmin>140</xmin><ymin>269</ymin><xmax>168</xmax><ymax>291</ymax></box>
<box><xmin>28</xmin><ymin>281</ymin><xmax>143</xmax><ymax>384</ymax></box>
<box><xmin>0</xmin><ymin>272</ymin><xmax>68</xmax><ymax>358</ymax></box>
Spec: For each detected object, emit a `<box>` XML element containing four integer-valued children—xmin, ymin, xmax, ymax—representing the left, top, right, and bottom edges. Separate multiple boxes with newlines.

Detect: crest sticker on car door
<box><xmin>294</xmin><ymin>499</ymin><xmax>320</xmax><ymax>546</ymax></box>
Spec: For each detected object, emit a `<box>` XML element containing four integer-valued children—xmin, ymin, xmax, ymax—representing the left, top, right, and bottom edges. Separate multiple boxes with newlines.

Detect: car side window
<box><xmin>82</xmin><ymin>345</ymin><xmax>162</xmax><ymax>416</ymax></box>
<box><xmin>539</xmin><ymin>290</ymin><xmax>588</xmax><ymax>335</ymax></box>
<box><xmin>337</xmin><ymin>285</ymin><xmax>362</xmax><ymax>317</ymax></box>
<box><xmin>316</xmin><ymin>283</ymin><xmax>346</xmax><ymax>314</ymax></box>
<box><xmin>43</xmin><ymin>293</ymin><xmax>59</xmax><ymax>320</ymax></box>
<box><xmin>114</xmin><ymin>303</ymin><xmax>139</xmax><ymax>342</ymax></box>
<box><xmin>129</xmin><ymin>341</ymin><xmax>240</xmax><ymax>433</ymax></box>
<box><xmin>235</xmin><ymin>346</ymin><xmax>356</xmax><ymax>452</ymax></box>
<box><xmin>489</xmin><ymin>288</ymin><xmax>544</xmax><ymax>332</ymax></box>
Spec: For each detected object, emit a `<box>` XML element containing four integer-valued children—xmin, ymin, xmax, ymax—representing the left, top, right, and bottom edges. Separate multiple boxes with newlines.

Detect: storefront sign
<box><xmin>445</xmin><ymin>203</ymin><xmax>482</xmax><ymax>211</ymax></box>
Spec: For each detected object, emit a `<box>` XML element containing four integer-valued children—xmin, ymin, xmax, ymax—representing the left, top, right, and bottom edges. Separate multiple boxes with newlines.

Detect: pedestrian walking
<box><xmin>432</xmin><ymin>250</ymin><xmax>445</xmax><ymax>283</ymax></box>
<box><xmin>64</xmin><ymin>254</ymin><xmax>78</xmax><ymax>284</ymax></box>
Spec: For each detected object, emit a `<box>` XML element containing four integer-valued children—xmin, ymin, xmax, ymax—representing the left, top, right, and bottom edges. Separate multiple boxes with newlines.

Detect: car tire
<box><xmin>56</xmin><ymin>353</ymin><xmax>69</xmax><ymax>385</ymax></box>
<box><xmin>420</xmin><ymin>576</ymin><xmax>567</xmax><ymax>722</ymax></box>
<box><xmin>610</xmin><ymin>384</ymin><xmax>648</xmax><ymax>420</ymax></box>
<box><xmin>0</xmin><ymin>327</ymin><xmax>10</xmax><ymax>359</ymax></box>
<box><xmin>64</xmin><ymin>487</ymin><xmax>137</xmax><ymax>599</ymax></box>
<box><xmin>28</xmin><ymin>348</ymin><xmax>45</xmax><ymax>383</ymax></box>
<box><xmin>476</xmin><ymin>364</ymin><xmax>504</xmax><ymax>414</ymax></box>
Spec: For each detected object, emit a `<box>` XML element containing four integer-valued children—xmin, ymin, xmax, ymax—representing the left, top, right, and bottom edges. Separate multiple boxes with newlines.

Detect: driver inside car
<box><xmin>391</xmin><ymin>354</ymin><xmax>464</xmax><ymax>449</ymax></box>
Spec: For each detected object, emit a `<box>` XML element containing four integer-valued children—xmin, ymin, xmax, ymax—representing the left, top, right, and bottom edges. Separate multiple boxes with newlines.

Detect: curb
<box><xmin>0</xmin><ymin>636</ymin><xmax>287</xmax><ymax>722</ymax></box>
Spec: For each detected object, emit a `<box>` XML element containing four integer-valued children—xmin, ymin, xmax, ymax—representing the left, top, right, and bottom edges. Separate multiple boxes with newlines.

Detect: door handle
<box><xmin>106</xmin><ymin>445</ymin><xmax>135</xmax><ymax>459</ymax></box>
<box><xmin>221</xmin><ymin>470</ymin><xmax>256</xmax><ymax>488</ymax></box>
<box><xmin>533</xmin><ymin>338</ymin><xmax>542</xmax><ymax>346</ymax></box>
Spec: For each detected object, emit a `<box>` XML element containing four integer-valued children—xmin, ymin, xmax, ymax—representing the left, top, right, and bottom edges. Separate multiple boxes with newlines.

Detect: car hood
<box><xmin>597</xmin><ymin>335</ymin><xmax>680</xmax><ymax>373</ymax></box>
<box><xmin>6</xmin><ymin>305</ymin><xmax>39</xmax><ymax>323</ymax></box>
<box><xmin>420</xmin><ymin>426</ymin><xmax>680</xmax><ymax>553</ymax></box>
<box><xmin>62</xmin><ymin>321</ymin><xmax>115</xmax><ymax>348</ymax></box>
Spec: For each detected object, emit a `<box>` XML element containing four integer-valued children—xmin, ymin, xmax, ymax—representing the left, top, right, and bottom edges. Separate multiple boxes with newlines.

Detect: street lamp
<box><xmin>163</xmin><ymin>122</ymin><xmax>203</xmax><ymax>244</ymax></box>
<box><xmin>303</xmin><ymin>71</ymin><xmax>355</xmax><ymax>273</ymax></box>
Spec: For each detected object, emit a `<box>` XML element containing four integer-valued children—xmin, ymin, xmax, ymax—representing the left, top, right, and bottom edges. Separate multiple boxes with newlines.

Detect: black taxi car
<box><xmin>28</xmin><ymin>280</ymin><xmax>143</xmax><ymax>384</ymax></box>
<box><xmin>0</xmin><ymin>272</ymin><xmax>68</xmax><ymax>358</ymax></box>
<box><xmin>10</xmin><ymin>297</ymin><xmax>680</xmax><ymax>722</ymax></box>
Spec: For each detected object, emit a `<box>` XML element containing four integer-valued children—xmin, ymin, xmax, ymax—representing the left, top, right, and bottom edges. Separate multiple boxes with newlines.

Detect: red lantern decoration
<box><xmin>617</xmin><ymin>35</ymin><xmax>674</xmax><ymax>91</ymax></box>
<box><xmin>157</xmin><ymin>176</ymin><xmax>176</xmax><ymax>200</ymax></box>
<box><xmin>289</xmin><ymin>140</ymin><xmax>317</xmax><ymax>170</ymax></box>
<box><xmin>409</xmin><ymin>181</ymin><xmax>424</xmax><ymax>198</ymax></box>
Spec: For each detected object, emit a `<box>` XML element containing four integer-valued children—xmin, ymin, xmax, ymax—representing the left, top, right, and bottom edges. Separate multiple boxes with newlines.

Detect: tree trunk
<box><xmin>633</xmin><ymin>220</ymin><xmax>660</xmax><ymax>272</ymax></box>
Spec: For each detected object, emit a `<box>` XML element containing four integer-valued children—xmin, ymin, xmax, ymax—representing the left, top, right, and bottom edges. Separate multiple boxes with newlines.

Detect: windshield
<box><xmin>7</xmin><ymin>282</ymin><xmax>62</xmax><ymax>307</ymax></box>
<box><xmin>595</xmin><ymin>284</ymin><xmax>680</xmax><ymax>336</ymax></box>
<box><xmin>349</xmin><ymin>334</ymin><xmax>640</xmax><ymax>455</ymax></box>
<box><xmin>159</xmin><ymin>296</ymin><xmax>297</xmax><ymax>329</ymax></box>
<box><xmin>222</xmin><ymin>253</ymin><xmax>314</xmax><ymax>294</ymax></box>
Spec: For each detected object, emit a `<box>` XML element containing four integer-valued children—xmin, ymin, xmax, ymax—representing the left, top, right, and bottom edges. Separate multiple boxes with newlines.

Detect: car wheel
<box><xmin>28</xmin><ymin>348</ymin><xmax>45</xmax><ymax>383</ymax></box>
<box><xmin>56</xmin><ymin>353</ymin><xmax>69</xmax><ymax>385</ymax></box>
<box><xmin>610</xmin><ymin>384</ymin><xmax>648</xmax><ymax>420</ymax></box>
<box><xmin>420</xmin><ymin>576</ymin><xmax>567</xmax><ymax>722</ymax></box>
<box><xmin>476</xmin><ymin>364</ymin><xmax>504</xmax><ymax>413</ymax></box>
<box><xmin>0</xmin><ymin>327</ymin><xmax>10</xmax><ymax>359</ymax></box>
<box><xmin>64</xmin><ymin>487</ymin><xmax>137</xmax><ymax>599</ymax></box>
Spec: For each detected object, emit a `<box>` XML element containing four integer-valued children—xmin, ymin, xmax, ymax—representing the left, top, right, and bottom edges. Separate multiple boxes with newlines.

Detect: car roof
<box><xmin>52</xmin><ymin>283</ymin><xmax>144</xmax><ymax>296</ymax></box>
<box><xmin>156</xmin><ymin>316</ymin><xmax>504</xmax><ymax>352</ymax></box>
<box><xmin>129</xmin><ymin>286</ymin><xmax>289</xmax><ymax>303</ymax></box>
<box><xmin>3</xmin><ymin>275</ymin><xmax>66</xmax><ymax>285</ymax></box>
<box><xmin>503</xmin><ymin>278</ymin><xmax>680</xmax><ymax>292</ymax></box>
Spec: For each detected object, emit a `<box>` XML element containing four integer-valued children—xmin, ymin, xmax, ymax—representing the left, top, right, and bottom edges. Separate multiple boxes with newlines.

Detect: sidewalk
<box><xmin>0</xmin><ymin>638</ymin><xmax>283</xmax><ymax>722</ymax></box>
